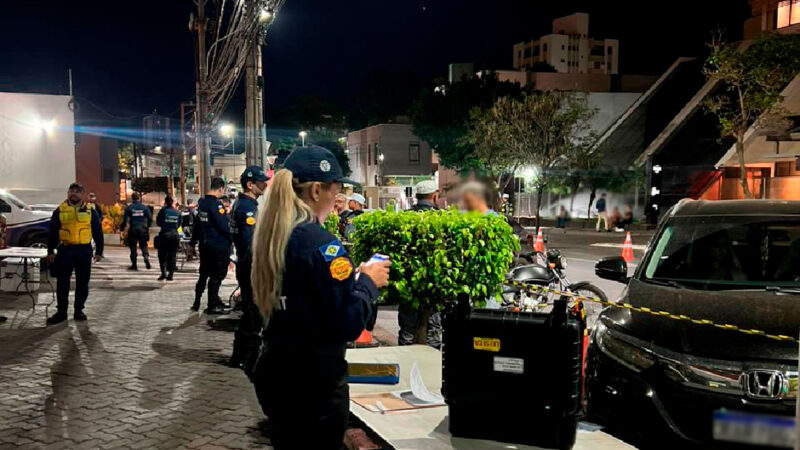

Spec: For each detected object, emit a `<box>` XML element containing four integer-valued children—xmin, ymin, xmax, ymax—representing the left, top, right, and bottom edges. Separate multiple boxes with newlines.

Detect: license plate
<box><xmin>713</xmin><ymin>410</ymin><xmax>795</xmax><ymax>448</ymax></box>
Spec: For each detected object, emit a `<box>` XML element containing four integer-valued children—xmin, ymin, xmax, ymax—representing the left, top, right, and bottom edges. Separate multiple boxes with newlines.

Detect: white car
<box><xmin>0</xmin><ymin>189</ymin><xmax>54</xmax><ymax>248</ymax></box>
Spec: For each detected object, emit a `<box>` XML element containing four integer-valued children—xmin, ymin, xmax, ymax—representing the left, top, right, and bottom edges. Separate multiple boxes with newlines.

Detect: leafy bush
<box><xmin>324</xmin><ymin>213</ymin><xmax>341</xmax><ymax>238</ymax></box>
<box><xmin>102</xmin><ymin>203</ymin><xmax>125</xmax><ymax>234</ymax></box>
<box><xmin>351</xmin><ymin>209</ymin><xmax>519</xmax><ymax>343</ymax></box>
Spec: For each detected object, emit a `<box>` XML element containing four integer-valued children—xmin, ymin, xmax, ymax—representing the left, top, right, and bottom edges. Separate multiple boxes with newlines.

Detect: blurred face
<box><xmin>460</xmin><ymin>191</ymin><xmax>480</xmax><ymax>212</ymax></box>
<box><xmin>213</xmin><ymin>188</ymin><xmax>225</xmax><ymax>199</ymax></box>
<box><xmin>88</xmin><ymin>194</ymin><xmax>96</xmax><ymax>203</ymax></box>
<box><xmin>67</xmin><ymin>188</ymin><xmax>84</xmax><ymax>205</ymax></box>
<box><xmin>334</xmin><ymin>196</ymin><xmax>346</xmax><ymax>213</ymax></box>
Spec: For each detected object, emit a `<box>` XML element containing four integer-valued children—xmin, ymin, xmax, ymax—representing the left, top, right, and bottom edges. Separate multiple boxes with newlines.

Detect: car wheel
<box><xmin>568</xmin><ymin>282</ymin><xmax>607</xmax><ymax>330</ymax></box>
<box><xmin>23</xmin><ymin>233</ymin><xmax>48</xmax><ymax>249</ymax></box>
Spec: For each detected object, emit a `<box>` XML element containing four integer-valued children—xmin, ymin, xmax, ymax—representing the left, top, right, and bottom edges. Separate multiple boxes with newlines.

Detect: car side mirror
<box><xmin>595</xmin><ymin>256</ymin><xmax>629</xmax><ymax>284</ymax></box>
<box><xmin>0</xmin><ymin>201</ymin><xmax>10</xmax><ymax>214</ymax></box>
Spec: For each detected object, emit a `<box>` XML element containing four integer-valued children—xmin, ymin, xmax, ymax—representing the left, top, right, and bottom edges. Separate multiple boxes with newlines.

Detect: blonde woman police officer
<box><xmin>251</xmin><ymin>146</ymin><xmax>390</xmax><ymax>449</ymax></box>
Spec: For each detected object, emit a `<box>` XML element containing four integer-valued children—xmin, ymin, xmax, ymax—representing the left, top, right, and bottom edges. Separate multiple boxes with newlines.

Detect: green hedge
<box><xmin>351</xmin><ymin>209</ymin><xmax>519</xmax><ymax>323</ymax></box>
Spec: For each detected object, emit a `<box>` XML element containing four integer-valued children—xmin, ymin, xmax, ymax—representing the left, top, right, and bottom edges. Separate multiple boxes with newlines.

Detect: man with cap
<box><xmin>190</xmin><ymin>177</ymin><xmax>232</xmax><ymax>314</ymax></box>
<box><xmin>409</xmin><ymin>180</ymin><xmax>439</xmax><ymax>211</ymax></box>
<box><xmin>120</xmin><ymin>192</ymin><xmax>153</xmax><ymax>270</ymax></box>
<box><xmin>401</xmin><ymin>179</ymin><xmax>443</xmax><ymax>347</ymax></box>
<box><xmin>228</xmin><ymin>165</ymin><xmax>269</xmax><ymax>371</ymax></box>
<box><xmin>341</xmin><ymin>193</ymin><xmax>366</xmax><ymax>239</ymax></box>
<box><xmin>86</xmin><ymin>192</ymin><xmax>103</xmax><ymax>223</ymax></box>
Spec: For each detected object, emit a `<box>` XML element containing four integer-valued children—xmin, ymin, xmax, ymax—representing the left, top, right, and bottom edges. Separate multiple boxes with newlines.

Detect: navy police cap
<box><xmin>240</xmin><ymin>165</ymin><xmax>269</xmax><ymax>187</ymax></box>
<box><xmin>283</xmin><ymin>145</ymin><xmax>354</xmax><ymax>184</ymax></box>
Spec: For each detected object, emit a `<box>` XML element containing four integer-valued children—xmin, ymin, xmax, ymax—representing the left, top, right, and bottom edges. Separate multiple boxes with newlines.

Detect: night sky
<box><xmin>0</xmin><ymin>0</ymin><xmax>751</xmax><ymax>127</ymax></box>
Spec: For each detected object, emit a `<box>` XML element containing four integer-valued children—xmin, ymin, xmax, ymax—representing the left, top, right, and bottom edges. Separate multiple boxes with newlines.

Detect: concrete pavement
<box><xmin>0</xmin><ymin>247</ymin><xmax>270</xmax><ymax>450</ymax></box>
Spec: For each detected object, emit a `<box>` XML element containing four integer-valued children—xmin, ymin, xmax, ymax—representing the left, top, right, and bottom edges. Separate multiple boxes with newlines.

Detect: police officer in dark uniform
<box><xmin>250</xmin><ymin>146</ymin><xmax>390</xmax><ymax>449</ymax></box>
<box><xmin>228</xmin><ymin>166</ymin><xmax>269</xmax><ymax>371</ymax></box>
<box><xmin>401</xmin><ymin>179</ymin><xmax>443</xmax><ymax>347</ymax></box>
<box><xmin>190</xmin><ymin>177</ymin><xmax>232</xmax><ymax>314</ymax></box>
<box><xmin>156</xmin><ymin>196</ymin><xmax>181</xmax><ymax>281</ymax></box>
<box><xmin>46</xmin><ymin>183</ymin><xmax>104</xmax><ymax>324</ymax></box>
<box><xmin>120</xmin><ymin>192</ymin><xmax>153</xmax><ymax>270</ymax></box>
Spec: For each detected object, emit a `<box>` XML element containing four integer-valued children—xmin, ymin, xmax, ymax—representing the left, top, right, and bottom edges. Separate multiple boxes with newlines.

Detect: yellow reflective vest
<box><xmin>58</xmin><ymin>202</ymin><xmax>93</xmax><ymax>245</ymax></box>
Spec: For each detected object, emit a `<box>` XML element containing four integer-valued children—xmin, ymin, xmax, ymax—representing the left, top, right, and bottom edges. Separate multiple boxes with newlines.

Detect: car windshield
<box><xmin>643</xmin><ymin>216</ymin><xmax>800</xmax><ymax>289</ymax></box>
<box><xmin>0</xmin><ymin>192</ymin><xmax>26</xmax><ymax>209</ymax></box>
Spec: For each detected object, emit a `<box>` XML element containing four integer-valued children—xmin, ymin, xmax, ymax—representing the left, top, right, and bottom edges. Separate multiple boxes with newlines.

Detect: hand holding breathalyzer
<box><xmin>358</xmin><ymin>254</ymin><xmax>391</xmax><ymax>288</ymax></box>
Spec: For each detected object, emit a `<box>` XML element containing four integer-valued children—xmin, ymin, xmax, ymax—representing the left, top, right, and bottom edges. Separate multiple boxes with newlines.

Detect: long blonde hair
<box><xmin>251</xmin><ymin>169</ymin><xmax>315</xmax><ymax>320</ymax></box>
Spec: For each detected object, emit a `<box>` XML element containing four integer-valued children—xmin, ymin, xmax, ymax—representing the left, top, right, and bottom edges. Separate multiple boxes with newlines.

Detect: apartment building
<box><xmin>513</xmin><ymin>13</ymin><xmax>618</xmax><ymax>75</ymax></box>
<box><xmin>745</xmin><ymin>0</ymin><xmax>800</xmax><ymax>38</ymax></box>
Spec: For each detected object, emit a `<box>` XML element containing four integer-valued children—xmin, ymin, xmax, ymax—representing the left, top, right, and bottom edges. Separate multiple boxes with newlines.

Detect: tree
<box><xmin>118</xmin><ymin>142</ymin><xmax>135</xmax><ymax>175</ymax></box>
<box><xmin>704</xmin><ymin>32</ymin><xmax>800</xmax><ymax>198</ymax></box>
<box><xmin>409</xmin><ymin>74</ymin><xmax>523</xmax><ymax>174</ymax></box>
<box><xmin>473</xmin><ymin>91</ymin><xmax>596</xmax><ymax>231</ymax></box>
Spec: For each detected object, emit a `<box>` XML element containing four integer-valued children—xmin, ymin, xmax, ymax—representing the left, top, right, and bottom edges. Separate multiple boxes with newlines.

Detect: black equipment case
<box><xmin>442</xmin><ymin>296</ymin><xmax>584</xmax><ymax>449</ymax></box>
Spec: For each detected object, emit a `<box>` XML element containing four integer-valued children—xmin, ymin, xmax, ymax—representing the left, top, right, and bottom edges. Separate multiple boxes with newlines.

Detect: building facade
<box><xmin>513</xmin><ymin>13</ymin><xmax>619</xmax><ymax>75</ymax></box>
<box><xmin>75</xmin><ymin>134</ymin><xmax>120</xmax><ymax>206</ymax></box>
<box><xmin>745</xmin><ymin>0</ymin><xmax>800</xmax><ymax>39</ymax></box>
<box><xmin>346</xmin><ymin>123</ymin><xmax>434</xmax><ymax>208</ymax></box>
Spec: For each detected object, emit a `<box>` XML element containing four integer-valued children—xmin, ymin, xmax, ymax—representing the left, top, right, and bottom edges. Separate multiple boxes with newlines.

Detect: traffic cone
<box><xmin>534</xmin><ymin>228</ymin><xmax>545</xmax><ymax>253</ymax></box>
<box><xmin>355</xmin><ymin>329</ymin><xmax>376</xmax><ymax>347</ymax></box>
<box><xmin>621</xmin><ymin>231</ymin><xmax>635</xmax><ymax>262</ymax></box>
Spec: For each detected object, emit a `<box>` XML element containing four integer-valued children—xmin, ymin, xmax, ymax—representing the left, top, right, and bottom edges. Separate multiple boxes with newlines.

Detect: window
<box><xmin>562</xmin><ymin>44</ymin><xmax>565</xmax><ymax>50</ymax></box>
<box><xmin>374</xmin><ymin>143</ymin><xmax>379</xmax><ymax>165</ymax></box>
<box><xmin>775</xmin><ymin>161</ymin><xmax>797</xmax><ymax>177</ymax></box>
<box><xmin>776</xmin><ymin>1</ymin><xmax>800</xmax><ymax>28</ymax></box>
<box><xmin>607</xmin><ymin>46</ymin><xmax>613</xmax><ymax>54</ymax></box>
<box><xmin>543</xmin><ymin>43</ymin><xmax>547</xmax><ymax>52</ymax></box>
<box><xmin>367</xmin><ymin>144</ymin><xmax>372</xmax><ymax>167</ymax></box>
<box><xmin>102</xmin><ymin>167</ymin><xmax>114</xmax><ymax>183</ymax></box>
<box><xmin>409</xmin><ymin>143</ymin><xmax>420</xmax><ymax>164</ymax></box>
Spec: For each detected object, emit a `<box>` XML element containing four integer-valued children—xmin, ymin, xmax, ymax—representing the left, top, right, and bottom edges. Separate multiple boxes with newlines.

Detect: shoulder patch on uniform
<box><xmin>245</xmin><ymin>217</ymin><xmax>256</xmax><ymax>226</ymax></box>
<box><xmin>318</xmin><ymin>239</ymin><xmax>345</xmax><ymax>262</ymax></box>
<box><xmin>218</xmin><ymin>208</ymin><xmax>226</xmax><ymax>215</ymax></box>
<box><xmin>246</xmin><ymin>211</ymin><xmax>254</xmax><ymax>217</ymax></box>
<box><xmin>329</xmin><ymin>257</ymin><xmax>353</xmax><ymax>281</ymax></box>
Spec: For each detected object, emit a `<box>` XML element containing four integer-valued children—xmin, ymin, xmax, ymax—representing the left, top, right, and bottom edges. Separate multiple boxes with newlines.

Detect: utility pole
<box><xmin>245</xmin><ymin>1</ymin><xmax>266</xmax><ymax>167</ymax></box>
<box><xmin>193</xmin><ymin>0</ymin><xmax>211</xmax><ymax>194</ymax></box>
<box><xmin>179</xmin><ymin>102</ymin><xmax>195</xmax><ymax>206</ymax></box>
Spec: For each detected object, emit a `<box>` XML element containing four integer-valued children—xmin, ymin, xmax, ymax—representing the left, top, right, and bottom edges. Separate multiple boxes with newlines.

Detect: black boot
<box><xmin>166</xmin><ymin>272</ymin><xmax>174</xmax><ymax>281</ymax></box>
<box><xmin>46</xmin><ymin>311</ymin><xmax>68</xmax><ymax>325</ymax></box>
<box><xmin>144</xmin><ymin>257</ymin><xmax>152</xmax><ymax>270</ymax></box>
<box><xmin>158</xmin><ymin>272</ymin><xmax>167</xmax><ymax>281</ymax></box>
<box><xmin>127</xmin><ymin>265</ymin><xmax>138</xmax><ymax>271</ymax></box>
<box><xmin>191</xmin><ymin>293</ymin><xmax>201</xmax><ymax>312</ymax></box>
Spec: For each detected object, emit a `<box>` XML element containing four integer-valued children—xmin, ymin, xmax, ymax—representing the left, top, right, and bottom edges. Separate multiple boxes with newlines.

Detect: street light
<box><xmin>259</xmin><ymin>8</ymin><xmax>274</xmax><ymax>23</ymax></box>
<box><xmin>299</xmin><ymin>130</ymin><xmax>307</xmax><ymax>147</ymax></box>
<box><xmin>219</xmin><ymin>123</ymin><xmax>237</xmax><ymax>178</ymax></box>
<box><xmin>378</xmin><ymin>153</ymin><xmax>385</xmax><ymax>187</ymax></box>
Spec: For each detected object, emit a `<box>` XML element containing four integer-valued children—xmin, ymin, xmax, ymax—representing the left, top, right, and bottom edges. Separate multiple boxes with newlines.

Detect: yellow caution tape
<box><xmin>503</xmin><ymin>280</ymin><xmax>798</xmax><ymax>344</ymax></box>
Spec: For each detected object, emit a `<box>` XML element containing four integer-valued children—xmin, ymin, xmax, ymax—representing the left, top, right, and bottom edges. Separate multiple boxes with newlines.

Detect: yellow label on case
<box><xmin>473</xmin><ymin>337</ymin><xmax>500</xmax><ymax>352</ymax></box>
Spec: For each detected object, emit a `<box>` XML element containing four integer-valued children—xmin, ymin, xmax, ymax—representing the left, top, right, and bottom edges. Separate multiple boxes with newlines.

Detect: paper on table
<box><xmin>403</xmin><ymin>361</ymin><xmax>444</xmax><ymax>405</ymax></box>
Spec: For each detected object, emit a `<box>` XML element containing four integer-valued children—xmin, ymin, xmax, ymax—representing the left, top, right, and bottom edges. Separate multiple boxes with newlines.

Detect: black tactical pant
<box><xmin>127</xmin><ymin>227</ymin><xmax>149</xmax><ymax>267</ymax></box>
<box><xmin>232</xmin><ymin>255</ymin><xmax>262</xmax><ymax>365</ymax></box>
<box><xmin>157</xmin><ymin>233</ymin><xmax>179</xmax><ymax>276</ymax></box>
<box><xmin>55</xmin><ymin>244</ymin><xmax>92</xmax><ymax>314</ymax></box>
<box><xmin>195</xmin><ymin>243</ymin><xmax>230</xmax><ymax>307</ymax></box>
<box><xmin>254</xmin><ymin>348</ymin><xmax>349</xmax><ymax>449</ymax></box>
<box><xmin>398</xmin><ymin>304</ymin><xmax>442</xmax><ymax>348</ymax></box>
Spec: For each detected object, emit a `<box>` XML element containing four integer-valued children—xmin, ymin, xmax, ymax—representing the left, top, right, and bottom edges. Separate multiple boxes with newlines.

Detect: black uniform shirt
<box><xmin>121</xmin><ymin>201</ymin><xmax>153</xmax><ymax>231</ymax></box>
<box><xmin>196</xmin><ymin>194</ymin><xmax>232</xmax><ymax>248</ymax></box>
<box><xmin>263</xmin><ymin>222</ymin><xmax>379</xmax><ymax>353</ymax></box>
<box><xmin>230</xmin><ymin>195</ymin><xmax>258</xmax><ymax>259</ymax></box>
<box><xmin>409</xmin><ymin>200</ymin><xmax>438</xmax><ymax>212</ymax></box>
<box><xmin>156</xmin><ymin>206</ymin><xmax>181</xmax><ymax>233</ymax></box>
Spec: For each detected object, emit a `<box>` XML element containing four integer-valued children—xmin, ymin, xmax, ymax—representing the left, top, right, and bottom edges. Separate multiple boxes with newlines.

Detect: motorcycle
<box><xmin>502</xmin><ymin>248</ymin><xmax>607</xmax><ymax>329</ymax></box>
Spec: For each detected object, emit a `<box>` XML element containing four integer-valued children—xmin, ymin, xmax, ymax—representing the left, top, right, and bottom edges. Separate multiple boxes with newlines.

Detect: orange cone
<box><xmin>621</xmin><ymin>231</ymin><xmax>635</xmax><ymax>262</ymax></box>
<box><xmin>534</xmin><ymin>229</ymin><xmax>545</xmax><ymax>253</ymax></box>
<box><xmin>355</xmin><ymin>329</ymin><xmax>374</xmax><ymax>347</ymax></box>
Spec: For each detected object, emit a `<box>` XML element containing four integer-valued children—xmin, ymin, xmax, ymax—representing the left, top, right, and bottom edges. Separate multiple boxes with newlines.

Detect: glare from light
<box><xmin>39</xmin><ymin>119</ymin><xmax>56</xmax><ymax>133</ymax></box>
<box><xmin>378</xmin><ymin>153</ymin><xmax>385</xmax><ymax>162</ymax></box>
<box><xmin>299</xmin><ymin>131</ymin><xmax>307</xmax><ymax>138</ymax></box>
<box><xmin>192</xmin><ymin>155</ymin><xmax>197</xmax><ymax>161</ymax></box>
<box><xmin>219</xmin><ymin>123</ymin><xmax>234</xmax><ymax>137</ymax></box>
<box><xmin>154</xmin><ymin>146</ymin><xmax>162</xmax><ymax>153</ymax></box>
<box><xmin>651</xmin><ymin>187</ymin><xmax>660</xmax><ymax>196</ymax></box>
<box><xmin>259</xmin><ymin>8</ymin><xmax>274</xmax><ymax>23</ymax></box>
<box><xmin>652</xmin><ymin>164</ymin><xmax>662</xmax><ymax>174</ymax></box>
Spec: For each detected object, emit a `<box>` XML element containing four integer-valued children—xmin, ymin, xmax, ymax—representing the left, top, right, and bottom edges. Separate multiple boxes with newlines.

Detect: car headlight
<box><xmin>594</xmin><ymin>322</ymin><xmax>656</xmax><ymax>373</ymax></box>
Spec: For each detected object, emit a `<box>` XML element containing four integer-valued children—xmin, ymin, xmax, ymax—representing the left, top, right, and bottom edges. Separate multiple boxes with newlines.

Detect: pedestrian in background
<box><xmin>333</xmin><ymin>193</ymin><xmax>347</xmax><ymax>216</ymax></box>
<box><xmin>189</xmin><ymin>177</ymin><xmax>232</xmax><ymax>314</ymax></box>
<box><xmin>341</xmin><ymin>193</ymin><xmax>366</xmax><ymax>240</ymax></box>
<box><xmin>401</xmin><ymin>179</ymin><xmax>442</xmax><ymax>348</ymax></box>
<box><xmin>556</xmin><ymin>205</ymin><xmax>570</xmax><ymax>231</ymax></box>
<box><xmin>87</xmin><ymin>192</ymin><xmax>103</xmax><ymax>223</ymax></box>
<box><xmin>120</xmin><ymin>192</ymin><xmax>152</xmax><ymax>270</ymax></box>
<box><xmin>610</xmin><ymin>206</ymin><xmax>622</xmax><ymax>232</ymax></box>
<box><xmin>156</xmin><ymin>196</ymin><xmax>180</xmax><ymax>281</ymax></box>
<box><xmin>250</xmin><ymin>146</ymin><xmax>390</xmax><ymax>449</ymax></box>
<box><xmin>460</xmin><ymin>182</ymin><xmax>496</xmax><ymax>216</ymax></box>
<box><xmin>595</xmin><ymin>193</ymin><xmax>609</xmax><ymax>232</ymax></box>
<box><xmin>409</xmin><ymin>180</ymin><xmax>439</xmax><ymax>211</ymax></box>
<box><xmin>46</xmin><ymin>183</ymin><xmax>104</xmax><ymax>324</ymax></box>
<box><xmin>228</xmin><ymin>165</ymin><xmax>269</xmax><ymax>372</ymax></box>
